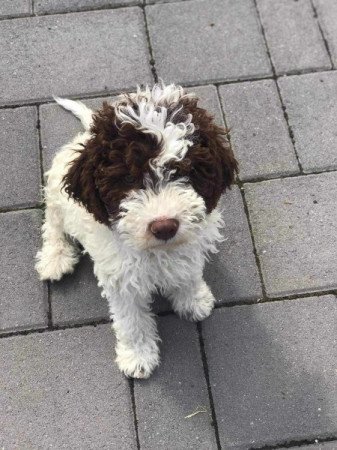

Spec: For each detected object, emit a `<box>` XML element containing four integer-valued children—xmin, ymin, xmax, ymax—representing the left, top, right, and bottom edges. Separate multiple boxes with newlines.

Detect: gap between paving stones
<box><xmin>250</xmin><ymin>435</ymin><xmax>337</xmax><ymax>449</ymax></box>
<box><xmin>0</xmin><ymin>0</ymin><xmax>195</xmax><ymax>22</ymax></box>
<box><xmin>216</xmin><ymin>83</ymin><xmax>268</xmax><ymax>301</ymax></box>
<box><xmin>197</xmin><ymin>322</ymin><xmax>221</xmax><ymax>450</ymax></box>
<box><xmin>1</xmin><ymin>291</ymin><xmax>336</xmax><ymax>340</ymax></box>
<box><xmin>36</xmin><ymin>103</ymin><xmax>53</xmax><ymax>326</ymax></box>
<box><xmin>252</xmin><ymin>0</ymin><xmax>303</xmax><ymax>173</ymax></box>
<box><xmin>1</xmin><ymin>1</ymin><xmax>142</xmax><ymax>21</ymax></box>
<box><xmin>129</xmin><ymin>378</ymin><xmax>141</xmax><ymax>450</ymax></box>
<box><xmin>141</xmin><ymin>3</ymin><xmax>158</xmax><ymax>83</ymax></box>
<box><xmin>309</xmin><ymin>0</ymin><xmax>334</xmax><ymax>69</ymax></box>
<box><xmin>0</xmin><ymin>68</ymin><xmax>335</xmax><ymax>110</ymax></box>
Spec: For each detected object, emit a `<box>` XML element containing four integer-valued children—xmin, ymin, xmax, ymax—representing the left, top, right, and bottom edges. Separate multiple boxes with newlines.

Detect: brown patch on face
<box><xmin>168</xmin><ymin>97</ymin><xmax>238</xmax><ymax>212</ymax></box>
<box><xmin>62</xmin><ymin>102</ymin><xmax>161</xmax><ymax>225</ymax></box>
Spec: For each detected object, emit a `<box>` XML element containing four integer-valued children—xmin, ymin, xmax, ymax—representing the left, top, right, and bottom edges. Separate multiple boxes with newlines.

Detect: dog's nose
<box><xmin>149</xmin><ymin>218</ymin><xmax>179</xmax><ymax>241</ymax></box>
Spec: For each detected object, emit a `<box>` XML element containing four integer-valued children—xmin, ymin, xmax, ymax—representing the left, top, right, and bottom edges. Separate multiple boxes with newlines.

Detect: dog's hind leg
<box><xmin>35</xmin><ymin>200</ymin><xmax>79</xmax><ymax>281</ymax></box>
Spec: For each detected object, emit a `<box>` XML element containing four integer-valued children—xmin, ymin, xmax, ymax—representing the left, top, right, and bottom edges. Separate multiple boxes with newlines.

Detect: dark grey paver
<box><xmin>205</xmin><ymin>187</ymin><xmax>262</xmax><ymax>304</ymax></box>
<box><xmin>146</xmin><ymin>0</ymin><xmax>272</xmax><ymax>84</ymax></box>
<box><xmin>135</xmin><ymin>315</ymin><xmax>217</xmax><ymax>449</ymax></box>
<box><xmin>34</xmin><ymin>0</ymin><xmax>140</xmax><ymax>15</ymax></box>
<box><xmin>245</xmin><ymin>172</ymin><xmax>337</xmax><ymax>297</ymax></box>
<box><xmin>219</xmin><ymin>80</ymin><xmax>299</xmax><ymax>181</ymax></box>
<box><xmin>0</xmin><ymin>210</ymin><xmax>47</xmax><ymax>333</ymax></box>
<box><xmin>51</xmin><ymin>254</ymin><xmax>109</xmax><ymax>326</ymax></box>
<box><xmin>0</xmin><ymin>0</ymin><xmax>31</xmax><ymax>18</ymax></box>
<box><xmin>0</xmin><ymin>9</ymin><xmax>152</xmax><ymax>106</ymax></box>
<box><xmin>313</xmin><ymin>0</ymin><xmax>337</xmax><ymax>68</ymax></box>
<box><xmin>0</xmin><ymin>324</ymin><xmax>137</xmax><ymax>449</ymax></box>
<box><xmin>257</xmin><ymin>0</ymin><xmax>331</xmax><ymax>74</ymax></box>
<box><xmin>278</xmin><ymin>71</ymin><xmax>337</xmax><ymax>172</ymax></box>
<box><xmin>203</xmin><ymin>296</ymin><xmax>337</xmax><ymax>449</ymax></box>
<box><xmin>0</xmin><ymin>107</ymin><xmax>41</xmax><ymax>209</ymax></box>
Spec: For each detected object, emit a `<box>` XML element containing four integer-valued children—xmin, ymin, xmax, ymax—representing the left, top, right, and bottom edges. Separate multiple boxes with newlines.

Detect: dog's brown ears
<box><xmin>180</xmin><ymin>97</ymin><xmax>238</xmax><ymax>212</ymax></box>
<box><xmin>62</xmin><ymin>103</ymin><xmax>119</xmax><ymax>225</ymax></box>
<box><xmin>186</xmin><ymin>125</ymin><xmax>238</xmax><ymax>212</ymax></box>
<box><xmin>63</xmin><ymin>148</ymin><xmax>110</xmax><ymax>225</ymax></box>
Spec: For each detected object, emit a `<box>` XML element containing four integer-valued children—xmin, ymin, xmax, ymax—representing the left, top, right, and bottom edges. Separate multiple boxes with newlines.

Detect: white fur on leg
<box><xmin>168</xmin><ymin>279</ymin><xmax>215</xmax><ymax>322</ymax></box>
<box><xmin>35</xmin><ymin>239</ymin><xmax>79</xmax><ymax>281</ymax></box>
<box><xmin>105</xmin><ymin>285</ymin><xmax>160</xmax><ymax>379</ymax></box>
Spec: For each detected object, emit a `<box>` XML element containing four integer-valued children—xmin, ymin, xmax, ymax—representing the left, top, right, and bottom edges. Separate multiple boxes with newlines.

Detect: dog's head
<box><xmin>63</xmin><ymin>83</ymin><xmax>238</xmax><ymax>250</ymax></box>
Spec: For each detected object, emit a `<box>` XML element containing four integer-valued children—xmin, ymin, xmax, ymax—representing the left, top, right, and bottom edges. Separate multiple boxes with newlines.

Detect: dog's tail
<box><xmin>53</xmin><ymin>96</ymin><xmax>93</xmax><ymax>131</ymax></box>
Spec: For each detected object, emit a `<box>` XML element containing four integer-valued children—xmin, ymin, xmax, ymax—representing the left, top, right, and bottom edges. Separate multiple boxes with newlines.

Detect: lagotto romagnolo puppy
<box><xmin>35</xmin><ymin>83</ymin><xmax>238</xmax><ymax>378</ymax></box>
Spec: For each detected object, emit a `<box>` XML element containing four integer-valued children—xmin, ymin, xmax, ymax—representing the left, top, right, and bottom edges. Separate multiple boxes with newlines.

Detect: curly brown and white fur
<box><xmin>35</xmin><ymin>83</ymin><xmax>238</xmax><ymax>378</ymax></box>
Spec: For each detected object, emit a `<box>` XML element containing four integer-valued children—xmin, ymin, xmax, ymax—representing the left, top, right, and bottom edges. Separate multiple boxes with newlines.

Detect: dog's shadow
<box><xmin>134</xmin><ymin>299</ymin><xmax>337</xmax><ymax>448</ymax></box>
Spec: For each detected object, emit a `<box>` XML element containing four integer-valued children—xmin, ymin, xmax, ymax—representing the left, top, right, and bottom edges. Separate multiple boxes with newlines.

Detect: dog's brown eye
<box><xmin>124</xmin><ymin>175</ymin><xmax>136</xmax><ymax>184</ymax></box>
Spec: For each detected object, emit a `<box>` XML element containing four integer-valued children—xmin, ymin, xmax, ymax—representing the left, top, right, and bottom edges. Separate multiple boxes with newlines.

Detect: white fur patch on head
<box><xmin>116</xmin><ymin>181</ymin><xmax>206</xmax><ymax>251</ymax></box>
<box><xmin>115</xmin><ymin>82</ymin><xmax>196</xmax><ymax>179</ymax></box>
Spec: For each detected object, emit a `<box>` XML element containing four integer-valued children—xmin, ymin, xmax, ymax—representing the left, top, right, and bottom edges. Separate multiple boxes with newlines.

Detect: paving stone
<box><xmin>278</xmin><ymin>71</ymin><xmax>337</xmax><ymax>172</ymax></box>
<box><xmin>245</xmin><ymin>172</ymin><xmax>337</xmax><ymax>297</ymax></box>
<box><xmin>205</xmin><ymin>187</ymin><xmax>262</xmax><ymax>304</ymax></box>
<box><xmin>0</xmin><ymin>0</ymin><xmax>31</xmax><ymax>18</ymax></box>
<box><xmin>257</xmin><ymin>0</ymin><xmax>331</xmax><ymax>74</ymax></box>
<box><xmin>146</xmin><ymin>0</ymin><xmax>272</xmax><ymax>85</ymax></box>
<box><xmin>34</xmin><ymin>0</ymin><xmax>140</xmax><ymax>15</ymax></box>
<box><xmin>0</xmin><ymin>106</ymin><xmax>41</xmax><ymax>209</ymax></box>
<box><xmin>0</xmin><ymin>9</ymin><xmax>152</xmax><ymax>106</ymax></box>
<box><xmin>219</xmin><ymin>80</ymin><xmax>299</xmax><ymax>181</ymax></box>
<box><xmin>313</xmin><ymin>0</ymin><xmax>337</xmax><ymax>68</ymax></box>
<box><xmin>0</xmin><ymin>324</ymin><xmax>137</xmax><ymax>449</ymax></box>
<box><xmin>203</xmin><ymin>295</ymin><xmax>337</xmax><ymax>449</ymax></box>
<box><xmin>0</xmin><ymin>210</ymin><xmax>47</xmax><ymax>333</ymax></box>
<box><xmin>134</xmin><ymin>315</ymin><xmax>217</xmax><ymax>449</ymax></box>
<box><xmin>51</xmin><ymin>254</ymin><xmax>109</xmax><ymax>326</ymax></box>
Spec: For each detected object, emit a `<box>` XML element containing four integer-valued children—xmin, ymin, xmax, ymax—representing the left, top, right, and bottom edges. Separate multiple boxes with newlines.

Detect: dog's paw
<box><xmin>115</xmin><ymin>341</ymin><xmax>160</xmax><ymax>379</ymax></box>
<box><xmin>174</xmin><ymin>282</ymin><xmax>216</xmax><ymax>322</ymax></box>
<box><xmin>35</xmin><ymin>241</ymin><xmax>79</xmax><ymax>281</ymax></box>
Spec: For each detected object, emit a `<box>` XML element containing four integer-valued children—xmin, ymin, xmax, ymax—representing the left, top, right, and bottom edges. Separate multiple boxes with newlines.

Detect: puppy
<box><xmin>36</xmin><ymin>83</ymin><xmax>238</xmax><ymax>378</ymax></box>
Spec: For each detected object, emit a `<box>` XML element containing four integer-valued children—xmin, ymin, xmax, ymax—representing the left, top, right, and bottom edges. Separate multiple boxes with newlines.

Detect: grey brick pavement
<box><xmin>219</xmin><ymin>79</ymin><xmax>299</xmax><ymax>181</ymax></box>
<box><xmin>203</xmin><ymin>296</ymin><xmax>337</xmax><ymax>449</ymax></box>
<box><xmin>313</xmin><ymin>0</ymin><xmax>337</xmax><ymax>68</ymax></box>
<box><xmin>1</xmin><ymin>325</ymin><xmax>136</xmax><ymax>449</ymax></box>
<box><xmin>279</xmin><ymin>71</ymin><xmax>337</xmax><ymax>173</ymax></box>
<box><xmin>146</xmin><ymin>0</ymin><xmax>272</xmax><ymax>84</ymax></box>
<box><xmin>0</xmin><ymin>106</ymin><xmax>41</xmax><ymax>208</ymax></box>
<box><xmin>0</xmin><ymin>8</ymin><xmax>151</xmax><ymax>106</ymax></box>
<box><xmin>0</xmin><ymin>210</ymin><xmax>47</xmax><ymax>333</ymax></box>
<box><xmin>0</xmin><ymin>0</ymin><xmax>32</xmax><ymax>18</ymax></box>
<box><xmin>34</xmin><ymin>0</ymin><xmax>141</xmax><ymax>15</ymax></box>
<box><xmin>1</xmin><ymin>0</ymin><xmax>337</xmax><ymax>448</ymax></box>
<box><xmin>245</xmin><ymin>172</ymin><xmax>337</xmax><ymax>297</ymax></box>
<box><xmin>135</xmin><ymin>316</ymin><xmax>217</xmax><ymax>449</ymax></box>
<box><xmin>257</xmin><ymin>0</ymin><xmax>331</xmax><ymax>74</ymax></box>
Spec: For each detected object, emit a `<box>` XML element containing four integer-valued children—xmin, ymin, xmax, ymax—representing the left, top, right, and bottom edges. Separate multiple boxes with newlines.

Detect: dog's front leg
<box><xmin>167</xmin><ymin>277</ymin><xmax>216</xmax><ymax>322</ymax></box>
<box><xmin>106</xmin><ymin>286</ymin><xmax>160</xmax><ymax>379</ymax></box>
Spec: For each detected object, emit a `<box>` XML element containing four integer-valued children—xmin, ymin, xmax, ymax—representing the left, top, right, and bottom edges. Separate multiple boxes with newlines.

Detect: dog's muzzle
<box><xmin>149</xmin><ymin>218</ymin><xmax>179</xmax><ymax>241</ymax></box>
